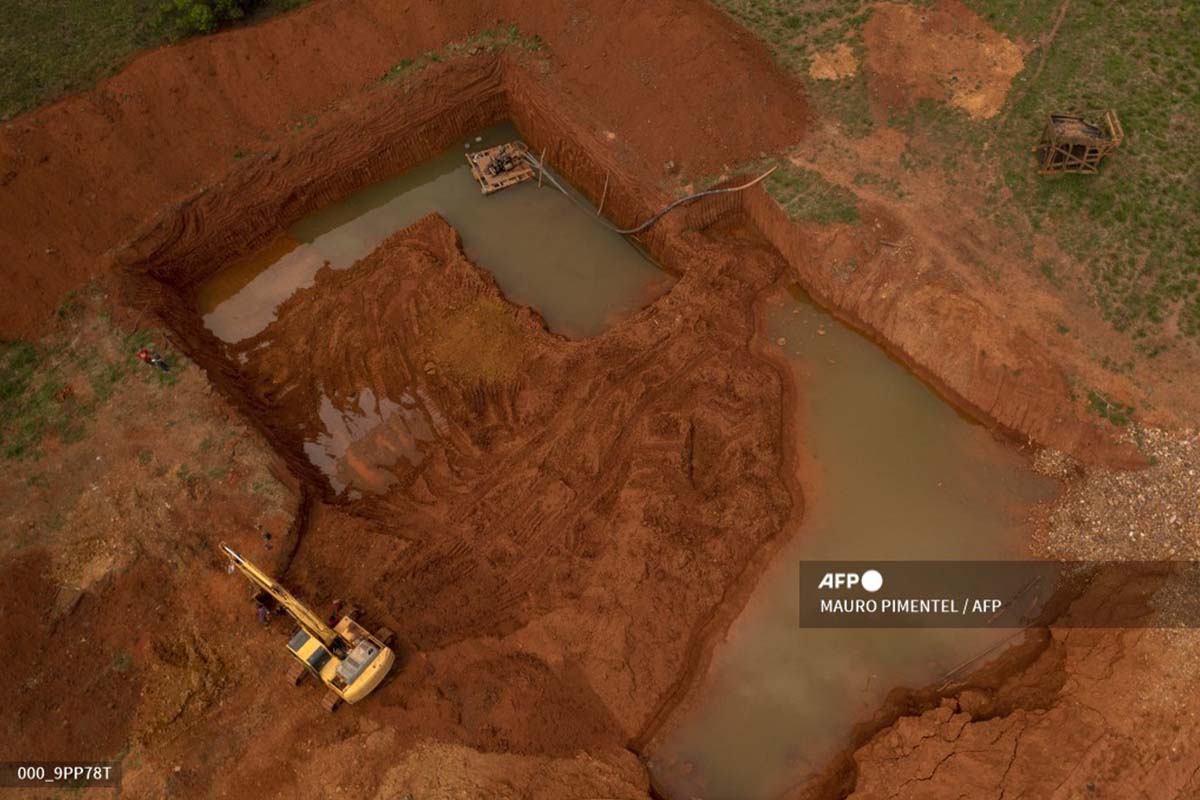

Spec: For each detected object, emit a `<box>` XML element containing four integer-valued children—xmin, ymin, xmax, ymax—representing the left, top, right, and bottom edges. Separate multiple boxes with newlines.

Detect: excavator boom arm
<box><xmin>220</xmin><ymin>543</ymin><xmax>339</xmax><ymax>647</ymax></box>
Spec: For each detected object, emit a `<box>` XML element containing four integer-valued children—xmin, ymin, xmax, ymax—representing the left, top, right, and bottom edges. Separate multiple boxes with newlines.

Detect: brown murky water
<box><xmin>196</xmin><ymin>122</ymin><xmax>672</xmax><ymax>493</ymax></box>
<box><xmin>197</xmin><ymin>122</ymin><xmax>672</xmax><ymax>344</ymax></box>
<box><xmin>648</xmin><ymin>287</ymin><xmax>1059</xmax><ymax>800</ymax></box>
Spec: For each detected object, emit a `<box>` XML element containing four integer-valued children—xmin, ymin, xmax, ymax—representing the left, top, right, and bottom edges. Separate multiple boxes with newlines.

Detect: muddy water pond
<box><xmin>649</xmin><ymin>287</ymin><xmax>1059</xmax><ymax>800</ymax></box>
<box><xmin>197</xmin><ymin>122</ymin><xmax>671</xmax><ymax>342</ymax></box>
<box><xmin>196</xmin><ymin>122</ymin><xmax>671</xmax><ymax>494</ymax></box>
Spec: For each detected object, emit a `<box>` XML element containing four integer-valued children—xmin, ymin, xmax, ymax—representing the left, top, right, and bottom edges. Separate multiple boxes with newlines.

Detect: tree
<box><xmin>160</xmin><ymin>0</ymin><xmax>258</xmax><ymax>36</ymax></box>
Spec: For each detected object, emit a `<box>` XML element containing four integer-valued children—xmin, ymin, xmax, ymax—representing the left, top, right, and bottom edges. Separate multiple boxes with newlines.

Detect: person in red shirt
<box><xmin>136</xmin><ymin>347</ymin><xmax>170</xmax><ymax>372</ymax></box>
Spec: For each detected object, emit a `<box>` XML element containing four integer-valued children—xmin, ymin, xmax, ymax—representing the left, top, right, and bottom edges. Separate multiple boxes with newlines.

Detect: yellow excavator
<box><xmin>220</xmin><ymin>543</ymin><xmax>396</xmax><ymax>711</ymax></box>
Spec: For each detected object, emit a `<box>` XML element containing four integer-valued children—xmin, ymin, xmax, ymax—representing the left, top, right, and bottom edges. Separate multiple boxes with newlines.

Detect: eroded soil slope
<box><xmin>846</xmin><ymin>591</ymin><xmax>1200</xmax><ymax>800</ymax></box>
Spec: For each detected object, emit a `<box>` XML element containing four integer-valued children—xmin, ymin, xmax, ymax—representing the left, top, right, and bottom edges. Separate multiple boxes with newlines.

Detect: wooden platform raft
<box><xmin>467</xmin><ymin>141</ymin><xmax>535</xmax><ymax>195</ymax></box>
<box><xmin>1035</xmin><ymin>109</ymin><xmax>1124</xmax><ymax>175</ymax></box>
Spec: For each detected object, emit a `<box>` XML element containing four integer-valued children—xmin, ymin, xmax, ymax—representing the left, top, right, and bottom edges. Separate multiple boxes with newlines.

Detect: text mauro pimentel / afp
<box><xmin>819</xmin><ymin>597</ymin><xmax>1003</xmax><ymax>615</ymax></box>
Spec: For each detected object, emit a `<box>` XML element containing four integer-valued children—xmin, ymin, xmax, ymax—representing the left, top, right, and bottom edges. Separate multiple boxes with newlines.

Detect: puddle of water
<box><xmin>197</xmin><ymin>236</ymin><xmax>325</xmax><ymax>344</ymax></box>
<box><xmin>199</xmin><ymin>122</ymin><xmax>672</xmax><ymax>342</ymax></box>
<box><xmin>650</xmin><ymin>288</ymin><xmax>1059</xmax><ymax>800</ymax></box>
<box><xmin>302</xmin><ymin>387</ymin><xmax>438</xmax><ymax>496</ymax></box>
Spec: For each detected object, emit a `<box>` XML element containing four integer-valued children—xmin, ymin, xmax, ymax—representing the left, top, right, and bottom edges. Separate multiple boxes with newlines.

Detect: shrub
<box><xmin>160</xmin><ymin>0</ymin><xmax>258</xmax><ymax>36</ymax></box>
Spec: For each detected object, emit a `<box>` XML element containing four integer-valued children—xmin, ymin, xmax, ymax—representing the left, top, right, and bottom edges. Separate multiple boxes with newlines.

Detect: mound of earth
<box><xmin>809</xmin><ymin>44</ymin><xmax>858</xmax><ymax>81</ymax></box>
<box><xmin>228</xmin><ymin>211</ymin><xmax>795</xmax><ymax>738</ymax></box>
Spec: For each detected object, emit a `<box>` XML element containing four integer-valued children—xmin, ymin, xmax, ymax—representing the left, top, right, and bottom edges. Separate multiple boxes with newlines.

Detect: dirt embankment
<box><xmin>739</xmin><ymin>189</ymin><xmax>1141</xmax><ymax>466</ymax></box>
<box><xmin>3</xmin><ymin>0</ymin><xmax>1136</xmax><ymax>470</ymax></box>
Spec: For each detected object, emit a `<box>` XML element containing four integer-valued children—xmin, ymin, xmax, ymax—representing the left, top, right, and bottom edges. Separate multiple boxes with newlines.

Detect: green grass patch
<box><xmin>376</xmin><ymin>25</ymin><xmax>544</xmax><ymax>86</ymax></box>
<box><xmin>977</xmin><ymin>1</ymin><xmax>1200</xmax><ymax>343</ymax></box>
<box><xmin>0</xmin><ymin>291</ymin><xmax>182</xmax><ymax>460</ymax></box>
<box><xmin>708</xmin><ymin>0</ymin><xmax>876</xmax><ymax>136</ymax></box>
<box><xmin>718</xmin><ymin>0</ymin><xmax>1199</xmax><ymax>350</ymax></box>
<box><xmin>0</xmin><ymin>0</ymin><xmax>312</xmax><ymax>121</ymax></box>
<box><xmin>851</xmin><ymin>170</ymin><xmax>906</xmax><ymax>199</ymax></box>
<box><xmin>962</xmin><ymin>0</ymin><xmax>1064</xmax><ymax>39</ymax></box>
<box><xmin>765</xmin><ymin>162</ymin><xmax>860</xmax><ymax>224</ymax></box>
<box><xmin>0</xmin><ymin>340</ymin><xmax>66</xmax><ymax>460</ymax></box>
<box><xmin>1086</xmin><ymin>387</ymin><xmax>1135</xmax><ymax>426</ymax></box>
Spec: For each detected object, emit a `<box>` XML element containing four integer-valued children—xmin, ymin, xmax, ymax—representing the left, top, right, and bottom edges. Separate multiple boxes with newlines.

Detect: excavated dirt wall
<box><xmin>501</xmin><ymin>65</ymin><xmax>744</xmax><ymax>265</ymax></box>
<box><xmin>118</xmin><ymin>57</ymin><xmax>507</xmax><ymax>291</ymax></box>
<box><xmin>117</xmin><ymin>56</ymin><xmax>508</xmax><ymax>485</ymax></box>
<box><xmin>115</xmin><ymin>53</ymin><xmax>745</xmax><ymax>493</ymax></box>
<box><xmin>737</xmin><ymin>186</ymin><xmax>1139</xmax><ymax>467</ymax></box>
<box><xmin>107</xmin><ymin>51</ymin><xmax>815</xmax><ymax>790</ymax></box>
<box><xmin>789</xmin><ymin>562</ymin><xmax>1180</xmax><ymax>800</ymax></box>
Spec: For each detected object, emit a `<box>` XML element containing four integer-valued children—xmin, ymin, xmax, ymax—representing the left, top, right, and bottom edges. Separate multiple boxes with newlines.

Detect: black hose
<box><xmin>521</xmin><ymin>152</ymin><xmax>777</xmax><ymax>236</ymax></box>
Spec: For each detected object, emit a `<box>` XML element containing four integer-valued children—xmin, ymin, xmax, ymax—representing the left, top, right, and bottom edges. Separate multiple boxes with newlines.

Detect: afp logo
<box><xmin>818</xmin><ymin>569</ymin><xmax>883</xmax><ymax>592</ymax></box>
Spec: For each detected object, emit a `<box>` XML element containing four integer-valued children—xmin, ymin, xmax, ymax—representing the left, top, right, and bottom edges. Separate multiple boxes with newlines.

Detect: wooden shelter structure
<box><xmin>1035</xmin><ymin>110</ymin><xmax>1124</xmax><ymax>175</ymax></box>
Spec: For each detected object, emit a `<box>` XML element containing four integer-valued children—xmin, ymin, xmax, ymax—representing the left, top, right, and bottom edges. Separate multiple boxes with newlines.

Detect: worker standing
<box><xmin>327</xmin><ymin>600</ymin><xmax>344</xmax><ymax>627</ymax></box>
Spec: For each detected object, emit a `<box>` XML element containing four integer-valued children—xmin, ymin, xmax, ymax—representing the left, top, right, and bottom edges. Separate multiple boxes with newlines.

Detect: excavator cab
<box><xmin>287</xmin><ymin>628</ymin><xmax>334</xmax><ymax>673</ymax></box>
<box><xmin>284</xmin><ymin>615</ymin><xmax>394</xmax><ymax>708</ymax></box>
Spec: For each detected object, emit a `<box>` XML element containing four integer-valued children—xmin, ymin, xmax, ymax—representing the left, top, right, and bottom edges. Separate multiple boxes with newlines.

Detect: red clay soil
<box><xmin>1</xmin><ymin>0</ymin><xmax>1140</xmax><ymax>464</ymax></box>
<box><xmin>0</xmin><ymin>549</ymin><xmax>148</xmax><ymax>762</ymax></box>
<box><xmin>234</xmin><ymin>208</ymin><xmax>793</xmax><ymax>740</ymax></box>
<box><xmin>1</xmin><ymin>1</ymin><xmax>1187</xmax><ymax>799</ymax></box>
<box><xmin>0</xmin><ymin>0</ymin><xmax>804</xmax><ymax>339</ymax></box>
<box><xmin>0</xmin><ymin>312</ymin><xmax>306</xmax><ymax>793</ymax></box>
<box><xmin>741</xmin><ymin>193</ymin><xmax>1144</xmax><ymax>466</ymax></box>
<box><xmin>116</xmin><ymin>209</ymin><xmax>799</xmax><ymax>798</ymax></box>
<box><xmin>802</xmin><ymin>568</ymin><xmax>1200</xmax><ymax>800</ymax></box>
<box><xmin>863</xmin><ymin>0</ymin><xmax>1025</xmax><ymax>120</ymax></box>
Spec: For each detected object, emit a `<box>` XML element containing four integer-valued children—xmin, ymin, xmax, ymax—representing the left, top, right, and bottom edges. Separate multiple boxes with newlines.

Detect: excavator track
<box><xmin>321</xmin><ymin>690</ymin><xmax>343</xmax><ymax>712</ymax></box>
